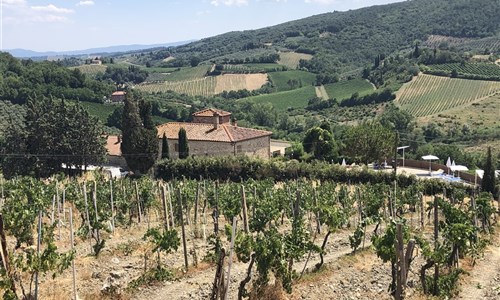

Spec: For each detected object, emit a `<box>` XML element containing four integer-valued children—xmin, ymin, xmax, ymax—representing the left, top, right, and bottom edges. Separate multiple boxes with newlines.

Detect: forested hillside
<box><xmin>152</xmin><ymin>0</ymin><xmax>499</xmax><ymax>74</ymax></box>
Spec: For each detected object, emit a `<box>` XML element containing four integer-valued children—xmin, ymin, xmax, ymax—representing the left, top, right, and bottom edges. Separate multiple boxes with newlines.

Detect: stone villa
<box><xmin>157</xmin><ymin>108</ymin><xmax>272</xmax><ymax>159</ymax></box>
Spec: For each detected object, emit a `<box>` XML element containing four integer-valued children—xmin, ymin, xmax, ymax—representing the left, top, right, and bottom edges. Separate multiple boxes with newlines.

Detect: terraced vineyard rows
<box><xmin>428</xmin><ymin>62</ymin><xmax>500</xmax><ymax>77</ymax></box>
<box><xmin>396</xmin><ymin>74</ymin><xmax>500</xmax><ymax>117</ymax></box>
<box><xmin>424</xmin><ymin>35</ymin><xmax>500</xmax><ymax>52</ymax></box>
<box><xmin>137</xmin><ymin>77</ymin><xmax>217</xmax><ymax>97</ymax></box>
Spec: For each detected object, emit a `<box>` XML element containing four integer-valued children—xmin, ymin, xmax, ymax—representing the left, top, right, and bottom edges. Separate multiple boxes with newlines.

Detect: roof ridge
<box><xmin>222</xmin><ymin>124</ymin><xmax>234</xmax><ymax>142</ymax></box>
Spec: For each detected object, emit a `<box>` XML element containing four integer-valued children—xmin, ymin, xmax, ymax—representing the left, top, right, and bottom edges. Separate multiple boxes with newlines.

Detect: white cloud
<box><xmin>77</xmin><ymin>1</ymin><xmax>95</xmax><ymax>6</ymax></box>
<box><xmin>304</xmin><ymin>0</ymin><xmax>336</xmax><ymax>4</ymax></box>
<box><xmin>2</xmin><ymin>1</ymin><xmax>74</xmax><ymax>24</ymax></box>
<box><xmin>31</xmin><ymin>4</ymin><xmax>74</xmax><ymax>14</ymax></box>
<box><xmin>210</xmin><ymin>0</ymin><xmax>249</xmax><ymax>6</ymax></box>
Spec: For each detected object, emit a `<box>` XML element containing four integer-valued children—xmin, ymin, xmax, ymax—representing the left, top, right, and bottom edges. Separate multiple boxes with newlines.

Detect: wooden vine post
<box><xmin>0</xmin><ymin>214</ymin><xmax>16</xmax><ymax>296</ymax></box>
<box><xmin>69</xmin><ymin>207</ymin><xmax>78</xmax><ymax>300</ymax></box>
<box><xmin>240</xmin><ymin>185</ymin><xmax>249</xmax><ymax>233</ymax></box>
<box><xmin>394</xmin><ymin>223</ymin><xmax>415</xmax><ymax>300</ymax></box>
<box><xmin>177</xmin><ymin>188</ymin><xmax>189</xmax><ymax>271</ymax></box>
<box><xmin>34</xmin><ymin>211</ymin><xmax>42</xmax><ymax>300</ymax></box>
<box><xmin>135</xmin><ymin>182</ymin><xmax>142</xmax><ymax>223</ymax></box>
<box><xmin>433</xmin><ymin>195</ymin><xmax>439</xmax><ymax>295</ymax></box>
<box><xmin>92</xmin><ymin>181</ymin><xmax>100</xmax><ymax>243</ymax></box>
<box><xmin>109</xmin><ymin>179</ymin><xmax>115</xmax><ymax>234</ymax></box>
<box><xmin>224</xmin><ymin>217</ymin><xmax>237</xmax><ymax>300</ymax></box>
<box><xmin>161</xmin><ymin>184</ymin><xmax>170</xmax><ymax>230</ymax></box>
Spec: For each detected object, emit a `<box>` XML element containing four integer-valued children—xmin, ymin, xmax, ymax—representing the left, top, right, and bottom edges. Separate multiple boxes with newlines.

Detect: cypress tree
<box><xmin>481</xmin><ymin>147</ymin><xmax>496</xmax><ymax>195</ymax></box>
<box><xmin>121</xmin><ymin>92</ymin><xmax>158</xmax><ymax>174</ymax></box>
<box><xmin>161</xmin><ymin>133</ymin><xmax>170</xmax><ymax>160</ymax></box>
<box><xmin>178</xmin><ymin>127</ymin><xmax>189</xmax><ymax>159</ymax></box>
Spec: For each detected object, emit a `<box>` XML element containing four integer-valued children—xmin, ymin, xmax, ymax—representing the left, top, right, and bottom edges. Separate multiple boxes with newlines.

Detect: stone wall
<box><xmin>161</xmin><ymin>136</ymin><xmax>270</xmax><ymax>160</ymax></box>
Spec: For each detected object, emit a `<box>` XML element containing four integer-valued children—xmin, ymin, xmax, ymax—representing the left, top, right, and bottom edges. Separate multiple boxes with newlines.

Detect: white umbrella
<box><xmin>452</xmin><ymin>160</ymin><xmax>456</xmax><ymax>167</ymax></box>
<box><xmin>422</xmin><ymin>155</ymin><xmax>439</xmax><ymax>174</ymax></box>
<box><xmin>341</xmin><ymin>158</ymin><xmax>346</xmax><ymax>167</ymax></box>
<box><xmin>450</xmin><ymin>165</ymin><xmax>468</xmax><ymax>172</ymax></box>
<box><xmin>446</xmin><ymin>157</ymin><xmax>451</xmax><ymax>174</ymax></box>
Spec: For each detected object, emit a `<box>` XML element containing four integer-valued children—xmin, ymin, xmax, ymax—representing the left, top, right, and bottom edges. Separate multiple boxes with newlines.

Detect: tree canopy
<box><xmin>1</xmin><ymin>97</ymin><xmax>105</xmax><ymax>178</ymax></box>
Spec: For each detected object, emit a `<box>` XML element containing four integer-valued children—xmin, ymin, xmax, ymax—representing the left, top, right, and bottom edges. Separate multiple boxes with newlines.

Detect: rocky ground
<box><xmin>30</xmin><ymin>207</ymin><xmax>500</xmax><ymax>300</ymax></box>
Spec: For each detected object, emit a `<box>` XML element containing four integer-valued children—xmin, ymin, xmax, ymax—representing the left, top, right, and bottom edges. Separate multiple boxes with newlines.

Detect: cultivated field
<box><xmin>243</xmin><ymin>86</ymin><xmax>316</xmax><ymax>111</ymax></box>
<box><xmin>137</xmin><ymin>77</ymin><xmax>217</xmax><ymax>97</ymax></box>
<box><xmin>214</xmin><ymin>74</ymin><xmax>268</xmax><ymax>94</ymax></box>
<box><xmin>137</xmin><ymin>74</ymin><xmax>267</xmax><ymax>97</ymax></box>
<box><xmin>428</xmin><ymin>62</ymin><xmax>500</xmax><ymax>77</ymax></box>
<box><xmin>316</xmin><ymin>85</ymin><xmax>329</xmax><ymax>100</ymax></box>
<box><xmin>164</xmin><ymin>65</ymin><xmax>212</xmax><ymax>82</ymax></box>
<box><xmin>70</xmin><ymin>64</ymin><xmax>107</xmax><ymax>76</ymax></box>
<box><xmin>222</xmin><ymin>63</ymin><xmax>284</xmax><ymax>73</ymax></box>
<box><xmin>268</xmin><ymin>70</ymin><xmax>316</xmax><ymax>92</ymax></box>
<box><xmin>324</xmin><ymin>79</ymin><xmax>375</xmax><ymax>101</ymax></box>
<box><xmin>278</xmin><ymin>52</ymin><xmax>313</xmax><ymax>69</ymax></box>
<box><xmin>424</xmin><ymin>34</ymin><xmax>500</xmax><ymax>52</ymax></box>
<box><xmin>396</xmin><ymin>74</ymin><xmax>500</xmax><ymax>117</ymax></box>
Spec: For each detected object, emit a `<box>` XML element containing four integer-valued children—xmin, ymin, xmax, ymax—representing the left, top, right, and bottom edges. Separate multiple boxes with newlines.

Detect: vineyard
<box><xmin>137</xmin><ymin>74</ymin><xmax>267</xmax><ymax>97</ymax></box>
<box><xmin>222</xmin><ymin>64</ymin><xmax>284</xmax><ymax>73</ymax></box>
<box><xmin>324</xmin><ymin>79</ymin><xmax>375</xmax><ymax>101</ymax></box>
<box><xmin>137</xmin><ymin>77</ymin><xmax>217</xmax><ymax>97</ymax></box>
<box><xmin>70</xmin><ymin>65</ymin><xmax>107</xmax><ymax>77</ymax></box>
<box><xmin>396</xmin><ymin>74</ymin><xmax>500</xmax><ymax>117</ymax></box>
<box><xmin>0</xmin><ymin>173</ymin><xmax>497</xmax><ymax>300</ymax></box>
<box><xmin>244</xmin><ymin>86</ymin><xmax>316</xmax><ymax>111</ymax></box>
<box><xmin>428</xmin><ymin>62</ymin><xmax>500</xmax><ymax>77</ymax></box>
<box><xmin>164</xmin><ymin>65</ymin><xmax>212</xmax><ymax>82</ymax></box>
<box><xmin>278</xmin><ymin>52</ymin><xmax>313</xmax><ymax>69</ymax></box>
<box><xmin>268</xmin><ymin>71</ymin><xmax>316</xmax><ymax>92</ymax></box>
<box><xmin>424</xmin><ymin>35</ymin><xmax>500</xmax><ymax>52</ymax></box>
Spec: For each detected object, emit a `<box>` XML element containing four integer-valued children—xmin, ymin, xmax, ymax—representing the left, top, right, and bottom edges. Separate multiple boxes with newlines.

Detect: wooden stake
<box><xmin>241</xmin><ymin>185</ymin><xmax>249</xmax><ymax>234</ymax></box>
<box><xmin>433</xmin><ymin>196</ymin><xmax>439</xmax><ymax>295</ymax></box>
<box><xmin>167</xmin><ymin>184</ymin><xmax>175</xmax><ymax>227</ymax></box>
<box><xmin>135</xmin><ymin>182</ymin><xmax>142</xmax><ymax>223</ymax></box>
<box><xmin>69</xmin><ymin>207</ymin><xmax>78</xmax><ymax>300</ymax></box>
<box><xmin>0</xmin><ymin>214</ymin><xmax>16</xmax><ymax>296</ymax></box>
<box><xmin>420</xmin><ymin>193</ymin><xmax>425</xmax><ymax>229</ymax></box>
<box><xmin>34</xmin><ymin>211</ymin><xmax>42</xmax><ymax>300</ymax></box>
<box><xmin>161</xmin><ymin>184</ymin><xmax>170</xmax><ymax>230</ymax></box>
<box><xmin>110</xmin><ymin>179</ymin><xmax>115</xmax><ymax>234</ymax></box>
<box><xmin>224</xmin><ymin>217</ymin><xmax>237</xmax><ymax>300</ymax></box>
<box><xmin>83</xmin><ymin>182</ymin><xmax>92</xmax><ymax>252</ymax></box>
<box><xmin>178</xmin><ymin>188</ymin><xmax>189</xmax><ymax>270</ymax></box>
<box><xmin>93</xmin><ymin>181</ymin><xmax>100</xmax><ymax>243</ymax></box>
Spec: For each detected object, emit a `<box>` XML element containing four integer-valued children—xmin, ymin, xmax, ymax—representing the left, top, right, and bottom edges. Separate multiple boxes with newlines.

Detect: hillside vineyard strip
<box><xmin>70</xmin><ymin>64</ymin><xmax>107</xmax><ymax>76</ymax></box>
<box><xmin>137</xmin><ymin>77</ymin><xmax>217</xmax><ymax>97</ymax></box>
<box><xmin>429</xmin><ymin>62</ymin><xmax>500</xmax><ymax>77</ymax></box>
<box><xmin>396</xmin><ymin>74</ymin><xmax>500</xmax><ymax>117</ymax></box>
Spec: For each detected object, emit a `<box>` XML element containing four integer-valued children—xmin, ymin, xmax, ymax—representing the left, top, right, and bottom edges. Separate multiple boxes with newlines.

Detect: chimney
<box><xmin>213</xmin><ymin>112</ymin><xmax>220</xmax><ymax>129</ymax></box>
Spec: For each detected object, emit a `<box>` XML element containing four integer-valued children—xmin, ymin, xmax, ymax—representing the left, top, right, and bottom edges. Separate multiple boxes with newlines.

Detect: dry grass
<box><xmin>214</xmin><ymin>74</ymin><xmax>268</xmax><ymax>94</ymax></box>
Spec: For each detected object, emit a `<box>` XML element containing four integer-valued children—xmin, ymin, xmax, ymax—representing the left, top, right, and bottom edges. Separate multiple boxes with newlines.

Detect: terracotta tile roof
<box><xmin>112</xmin><ymin>91</ymin><xmax>126</xmax><ymax>96</ymax></box>
<box><xmin>192</xmin><ymin>108</ymin><xmax>231</xmax><ymax>117</ymax></box>
<box><xmin>157</xmin><ymin>123</ymin><xmax>271</xmax><ymax>143</ymax></box>
<box><xmin>106</xmin><ymin>136</ymin><xmax>122</xmax><ymax>156</ymax></box>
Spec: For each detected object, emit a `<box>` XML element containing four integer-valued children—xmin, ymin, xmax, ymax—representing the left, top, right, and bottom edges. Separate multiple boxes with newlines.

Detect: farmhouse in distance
<box><xmin>157</xmin><ymin>108</ymin><xmax>272</xmax><ymax>159</ymax></box>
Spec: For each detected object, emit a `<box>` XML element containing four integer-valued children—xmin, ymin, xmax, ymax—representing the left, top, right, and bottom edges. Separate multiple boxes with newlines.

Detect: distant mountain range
<box><xmin>5</xmin><ymin>40</ymin><xmax>196</xmax><ymax>58</ymax></box>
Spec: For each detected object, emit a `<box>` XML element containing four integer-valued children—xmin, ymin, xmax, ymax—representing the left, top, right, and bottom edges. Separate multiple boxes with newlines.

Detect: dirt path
<box><xmin>495</xmin><ymin>59</ymin><xmax>500</xmax><ymax>67</ymax></box>
<box><xmin>315</xmin><ymin>85</ymin><xmax>329</xmax><ymax>100</ymax></box>
<box><xmin>457</xmin><ymin>240</ymin><xmax>500</xmax><ymax>300</ymax></box>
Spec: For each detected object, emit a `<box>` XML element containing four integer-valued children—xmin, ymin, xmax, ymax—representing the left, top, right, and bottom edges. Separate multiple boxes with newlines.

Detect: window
<box><xmin>237</xmin><ymin>145</ymin><xmax>242</xmax><ymax>153</ymax></box>
<box><xmin>174</xmin><ymin>143</ymin><xmax>179</xmax><ymax>152</ymax></box>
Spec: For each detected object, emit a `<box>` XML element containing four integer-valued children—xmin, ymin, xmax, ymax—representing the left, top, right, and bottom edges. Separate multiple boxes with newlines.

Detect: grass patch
<box><xmin>323</xmin><ymin>79</ymin><xmax>374</xmax><ymax>101</ymax></box>
<box><xmin>127</xmin><ymin>266</ymin><xmax>176</xmax><ymax>291</ymax></box>
<box><xmin>269</xmin><ymin>71</ymin><xmax>316</xmax><ymax>92</ymax></box>
<box><xmin>164</xmin><ymin>65</ymin><xmax>211</xmax><ymax>82</ymax></box>
<box><xmin>243</xmin><ymin>86</ymin><xmax>316</xmax><ymax>111</ymax></box>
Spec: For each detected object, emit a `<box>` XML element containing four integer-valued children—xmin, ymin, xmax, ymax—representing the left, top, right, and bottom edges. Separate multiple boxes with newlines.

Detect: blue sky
<box><xmin>1</xmin><ymin>0</ymin><xmax>403</xmax><ymax>51</ymax></box>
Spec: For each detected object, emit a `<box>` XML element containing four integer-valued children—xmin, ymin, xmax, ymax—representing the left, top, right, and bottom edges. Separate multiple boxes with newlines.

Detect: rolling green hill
<box><xmin>268</xmin><ymin>71</ymin><xmax>316</xmax><ymax>92</ymax></box>
<box><xmin>147</xmin><ymin>0</ymin><xmax>499</xmax><ymax>74</ymax></box>
<box><xmin>324</xmin><ymin>79</ymin><xmax>375</xmax><ymax>101</ymax></box>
